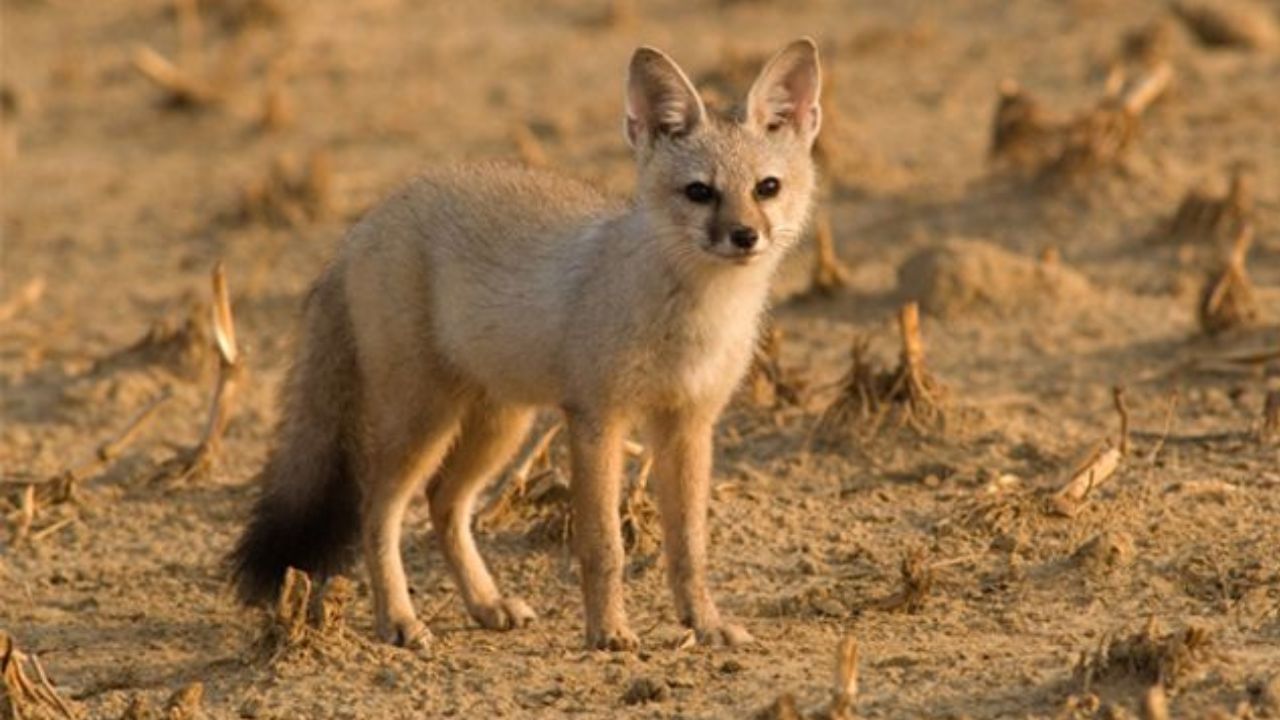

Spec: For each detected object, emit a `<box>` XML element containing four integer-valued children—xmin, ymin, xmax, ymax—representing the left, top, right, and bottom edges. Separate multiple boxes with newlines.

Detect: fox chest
<box><xmin>635</xmin><ymin>300</ymin><xmax>759</xmax><ymax>410</ymax></box>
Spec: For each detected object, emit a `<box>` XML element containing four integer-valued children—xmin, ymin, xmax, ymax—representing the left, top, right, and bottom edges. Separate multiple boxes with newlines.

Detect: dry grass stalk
<box><xmin>879</xmin><ymin>547</ymin><xmax>934</xmax><ymax>613</ymax></box>
<box><xmin>1113</xmin><ymin>386</ymin><xmax>1131</xmax><ymax>456</ymax></box>
<box><xmin>259</xmin><ymin>568</ymin><xmax>355</xmax><ymax>662</ymax></box>
<box><xmin>620</xmin><ymin>453</ymin><xmax>659</xmax><ymax>554</ymax></box>
<box><xmin>1260</xmin><ymin>390</ymin><xmax>1279</xmax><ymax>444</ymax></box>
<box><xmin>131</xmin><ymin>45</ymin><xmax>220</xmax><ymax>109</ymax></box>
<box><xmin>1145</xmin><ymin>391</ymin><xmax>1180</xmax><ymax>465</ymax></box>
<box><xmin>477</xmin><ymin>422</ymin><xmax>563</xmax><ymax>529</ymax></box>
<box><xmin>1198</xmin><ymin>223</ymin><xmax>1259</xmax><ymax>336</ymax></box>
<box><xmin>163</xmin><ymin>683</ymin><xmax>203</xmax><ymax>720</ymax></box>
<box><xmin>1141</xmin><ymin>684</ymin><xmax>1170</xmax><ymax>720</ymax></box>
<box><xmin>272</xmin><ymin>566</ymin><xmax>313</xmax><ymax>648</ymax></box>
<box><xmin>10</xmin><ymin>484</ymin><xmax>36</xmax><ymax>545</ymax></box>
<box><xmin>992</xmin><ymin>64</ymin><xmax>1171</xmax><ymax>180</ymax></box>
<box><xmin>1049</xmin><ymin>387</ymin><xmax>1132</xmax><ymax>516</ymax></box>
<box><xmin>746</xmin><ymin>319</ymin><xmax>801</xmax><ymax>408</ymax></box>
<box><xmin>151</xmin><ymin>264</ymin><xmax>241</xmax><ymax>484</ymax></box>
<box><xmin>1165</xmin><ymin>166</ymin><xmax>1253</xmax><ymax>245</ymax></box>
<box><xmin>990</xmin><ymin>79</ymin><xmax>1059</xmax><ymax>169</ymax></box>
<box><xmin>1047</xmin><ymin>63</ymin><xmax>1171</xmax><ymax>178</ymax></box>
<box><xmin>826</xmin><ymin>636</ymin><xmax>860</xmax><ymax>720</ymax></box>
<box><xmin>496</xmin><ymin>438</ymin><xmax>652</xmax><ymax>547</ymax></box>
<box><xmin>5</xmin><ymin>392</ymin><xmax>170</xmax><ymax>544</ymax></box>
<box><xmin>815</xmin><ymin>305</ymin><xmax>946</xmax><ymax>439</ymax></box>
<box><xmin>1075</xmin><ymin>618</ymin><xmax>1212</xmax><ymax>692</ymax></box>
<box><xmin>311</xmin><ymin>576</ymin><xmax>355</xmax><ymax>635</ymax></box>
<box><xmin>814</xmin><ymin>335</ymin><xmax>880</xmax><ymax>437</ymax></box>
<box><xmin>239</xmin><ymin>150</ymin><xmax>334</xmax><ymax>226</ymax></box>
<box><xmin>757</xmin><ymin>636</ymin><xmax>862</xmax><ymax>719</ymax></box>
<box><xmin>1049</xmin><ymin>442</ymin><xmax>1123</xmax><ymax>518</ymax></box>
<box><xmin>2</xmin><ymin>632</ymin><xmax>77</xmax><ymax>719</ymax></box>
<box><xmin>0</xmin><ymin>276</ymin><xmax>45</xmax><ymax>323</ymax></box>
<box><xmin>808</xmin><ymin>211</ymin><xmax>852</xmax><ymax>296</ymax></box>
<box><xmin>880</xmin><ymin>302</ymin><xmax>946</xmax><ymax>432</ymax></box>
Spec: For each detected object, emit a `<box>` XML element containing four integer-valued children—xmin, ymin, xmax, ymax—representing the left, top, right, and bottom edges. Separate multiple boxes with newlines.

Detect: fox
<box><xmin>230</xmin><ymin>38</ymin><xmax>823</xmax><ymax>651</ymax></box>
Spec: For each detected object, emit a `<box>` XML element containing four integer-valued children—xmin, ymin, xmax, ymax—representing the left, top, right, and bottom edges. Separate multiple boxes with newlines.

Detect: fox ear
<box><xmin>746</xmin><ymin>38</ymin><xmax>822</xmax><ymax>146</ymax></box>
<box><xmin>625</xmin><ymin>47</ymin><xmax>706</xmax><ymax>148</ymax></box>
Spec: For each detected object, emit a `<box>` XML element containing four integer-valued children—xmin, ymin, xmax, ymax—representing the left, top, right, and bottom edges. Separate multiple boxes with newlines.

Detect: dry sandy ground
<box><xmin>3</xmin><ymin>0</ymin><xmax>1280</xmax><ymax>718</ymax></box>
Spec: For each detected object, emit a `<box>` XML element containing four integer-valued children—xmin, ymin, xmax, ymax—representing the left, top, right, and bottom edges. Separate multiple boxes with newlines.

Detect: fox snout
<box><xmin>703</xmin><ymin>196</ymin><xmax>772</xmax><ymax>262</ymax></box>
<box><xmin>705</xmin><ymin>221</ymin><xmax>765</xmax><ymax>262</ymax></box>
<box><xmin>729</xmin><ymin>226</ymin><xmax>758</xmax><ymax>250</ymax></box>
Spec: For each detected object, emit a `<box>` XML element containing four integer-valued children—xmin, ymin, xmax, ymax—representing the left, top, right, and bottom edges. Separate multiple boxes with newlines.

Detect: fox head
<box><xmin>625</xmin><ymin>39</ymin><xmax>821</xmax><ymax>270</ymax></box>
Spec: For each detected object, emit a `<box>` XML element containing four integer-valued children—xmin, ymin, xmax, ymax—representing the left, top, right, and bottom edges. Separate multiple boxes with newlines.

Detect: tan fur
<box><xmin>259</xmin><ymin>39</ymin><xmax>821</xmax><ymax>650</ymax></box>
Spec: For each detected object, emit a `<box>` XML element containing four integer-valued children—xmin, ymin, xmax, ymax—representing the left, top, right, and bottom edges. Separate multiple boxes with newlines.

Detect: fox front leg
<box><xmin>649</xmin><ymin>409</ymin><xmax>754</xmax><ymax>647</ymax></box>
<box><xmin>567</xmin><ymin>410</ymin><xmax>638</xmax><ymax>651</ymax></box>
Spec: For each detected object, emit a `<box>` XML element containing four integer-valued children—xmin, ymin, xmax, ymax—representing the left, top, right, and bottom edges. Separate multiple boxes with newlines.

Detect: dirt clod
<box><xmin>1198</xmin><ymin>223</ymin><xmax>1259</xmax><ymax>336</ymax></box>
<box><xmin>621</xmin><ymin>677</ymin><xmax>670</xmax><ymax>705</ymax></box>
<box><xmin>238</xmin><ymin>150</ymin><xmax>334</xmax><ymax>227</ymax></box>
<box><xmin>1076</xmin><ymin>619</ymin><xmax>1213</xmax><ymax>692</ymax></box>
<box><xmin>898</xmin><ymin>238</ymin><xmax>1092</xmax><ymax>319</ymax></box>
<box><xmin>1073</xmin><ymin>530</ymin><xmax>1136</xmax><ymax>573</ymax></box>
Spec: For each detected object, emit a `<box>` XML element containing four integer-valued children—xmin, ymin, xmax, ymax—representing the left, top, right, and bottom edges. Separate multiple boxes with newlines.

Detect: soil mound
<box><xmin>898</xmin><ymin>238</ymin><xmax>1094</xmax><ymax>318</ymax></box>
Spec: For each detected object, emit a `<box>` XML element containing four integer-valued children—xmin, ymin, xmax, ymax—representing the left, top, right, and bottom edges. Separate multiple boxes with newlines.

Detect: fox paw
<box><xmin>381</xmin><ymin>618</ymin><xmax>433</xmax><ymax>652</ymax></box>
<box><xmin>692</xmin><ymin>621</ymin><xmax>754</xmax><ymax>648</ymax></box>
<box><xmin>586</xmin><ymin>623</ymin><xmax>640</xmax><ymax>652</ymax></box>
<box><xmin>471</xmin><ymin>597</ymin><xmax>537</xmax><ymax>631</ymax></box>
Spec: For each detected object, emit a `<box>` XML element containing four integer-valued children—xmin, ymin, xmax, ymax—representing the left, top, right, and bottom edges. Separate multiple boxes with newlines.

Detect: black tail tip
<box><xmin>228</xmin><ymin>521</ymin><xmax>292</xmax><ymax>606</ymax></box>
<box><xmin>228</xmin><ymin>472</ymin><xmax>362</xmax><ymax>606</ymax></box>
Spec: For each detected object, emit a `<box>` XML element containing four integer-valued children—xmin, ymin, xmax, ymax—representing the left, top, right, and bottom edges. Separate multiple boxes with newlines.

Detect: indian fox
<box><xmin>231</xmin><ymin>38</ymin><xmax>823</xmax><ymax>651</ymax></box>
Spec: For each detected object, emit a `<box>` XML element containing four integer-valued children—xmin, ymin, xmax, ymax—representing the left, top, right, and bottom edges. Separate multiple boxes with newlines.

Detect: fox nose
<box><xmin>729</xmin><ymin>226</ymin><xmax>759</xmax><ymax>251</ymax></box>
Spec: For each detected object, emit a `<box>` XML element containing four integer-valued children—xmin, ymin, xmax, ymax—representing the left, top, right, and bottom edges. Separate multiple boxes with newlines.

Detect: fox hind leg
<box><xmin>359</xmin><ymin>385</ymin><xmax>467</xmax><ymax>648</ymax></box>
<box><xmin>429</xmin><ymin>401</ymin><xmax>537</xmax><ymax>630</ymax></box>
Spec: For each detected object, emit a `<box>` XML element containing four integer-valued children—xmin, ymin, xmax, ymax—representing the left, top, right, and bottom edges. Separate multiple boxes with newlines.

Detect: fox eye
<box><xmin>755</xmin><ymin>177</ymin><xmax>781</xmax><ymax>199</ymax></box>
<box><xmin>683</xmin><ymin>182</ymin><xmax>716</xmax><ymax>204</ymax></box>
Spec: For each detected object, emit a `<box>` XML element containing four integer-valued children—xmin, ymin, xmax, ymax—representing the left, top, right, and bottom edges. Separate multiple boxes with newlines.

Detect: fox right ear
<box><xmin>746</xmin><ymin>38</ymin><xmax>822</xmax><ymax>147</ymax></box>
<box><xmin>625</xmin><ymin>47</ymin><xmax>706</xmax><ymax>149</ymax></box>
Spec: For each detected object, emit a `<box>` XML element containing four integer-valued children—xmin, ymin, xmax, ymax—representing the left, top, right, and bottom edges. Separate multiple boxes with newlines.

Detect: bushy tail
<box><xmin>230</xmin><ymin>271</ymin><xmax>362</xmax><ymax>604</ymax></box>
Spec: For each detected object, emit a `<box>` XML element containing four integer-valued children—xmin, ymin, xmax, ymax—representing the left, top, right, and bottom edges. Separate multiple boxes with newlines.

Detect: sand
<box><xmin>2</xmin><ymin>0</ymin><xmax>1279</xmax><ymax>718</ymax></box>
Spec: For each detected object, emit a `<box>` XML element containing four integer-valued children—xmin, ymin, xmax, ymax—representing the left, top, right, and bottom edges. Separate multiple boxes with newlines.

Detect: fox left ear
<box><xmin>625</xmin><ymin>46</ymin><xmax>706</xmax><ymax>149</ymax></box>
<box><xmin>746</xmin><ymin>38</ymin><xmax>822</xmax><ymax>147</ymax></box>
